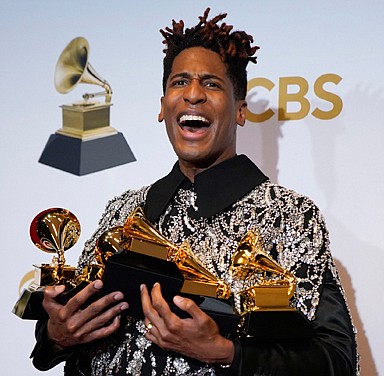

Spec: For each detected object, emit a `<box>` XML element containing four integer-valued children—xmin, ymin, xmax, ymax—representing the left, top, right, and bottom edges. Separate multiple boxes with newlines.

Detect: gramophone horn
<box><xmin>123</xmin><ymin>207</ymin><xmax>231</xmax><ymax>299</ymax></box>
<box><xmin>231</xmin><ymin>230</ymin><xmax>295</xmax><ymax>284</ymax></box>
<box><xmin>54</xmin><ymin>36</ymin><xmax>112</xmax><ymax>102</ymax></box>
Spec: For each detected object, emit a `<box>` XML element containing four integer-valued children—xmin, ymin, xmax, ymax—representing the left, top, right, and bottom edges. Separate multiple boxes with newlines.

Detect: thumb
<box><xmin>173</xmin><ymin>295</ymin><xmax>202</xmax><ymax>318</ymax></box>
<box><xmin>44</xmin><ymin>285</ymin><xmax>66</xmax><ymax>299</ymax></box>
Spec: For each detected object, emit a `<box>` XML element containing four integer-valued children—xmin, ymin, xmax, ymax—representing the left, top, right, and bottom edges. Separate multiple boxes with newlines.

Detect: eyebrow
<box><xmin>169</xmin><ymin>72</ymin><xmax>226</xmax><ymax>83</ymax></box>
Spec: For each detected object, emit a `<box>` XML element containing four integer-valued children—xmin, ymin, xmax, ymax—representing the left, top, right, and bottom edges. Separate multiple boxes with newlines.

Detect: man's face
<box><xmin>159</xmin><ymin>47</ymin><xmax>247</xmax><ymax>172</ymax></box>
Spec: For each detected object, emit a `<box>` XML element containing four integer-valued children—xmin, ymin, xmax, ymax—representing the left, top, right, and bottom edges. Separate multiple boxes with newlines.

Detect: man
<box><xmin>31</xmin><ymin>8</ymin><xmax>358</xmax><ymax>375</ymax></box>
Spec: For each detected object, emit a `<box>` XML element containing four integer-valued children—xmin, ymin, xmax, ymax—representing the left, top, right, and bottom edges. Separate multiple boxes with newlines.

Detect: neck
<box><xmin>178</xmin><ymin>164</ymin><xmax>204</xmax><ymax>183</ymax></box>
<box><xmin>178</xmin><ymin>154</ymin><xmax>236</xmax><ymax>182</ymax></box>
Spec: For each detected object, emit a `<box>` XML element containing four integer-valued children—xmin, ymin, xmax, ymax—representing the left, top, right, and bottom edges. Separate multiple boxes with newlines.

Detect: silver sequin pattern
<box><xmin>75</xmin><ymin>181</ymin><xmax>358</xmax><ymax>375</ymax></box>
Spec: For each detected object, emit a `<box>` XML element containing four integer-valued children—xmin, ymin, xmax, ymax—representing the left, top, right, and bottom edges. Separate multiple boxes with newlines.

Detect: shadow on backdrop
<box><xmin>335</xmin><ymin>259</ymin><xmax>378</xmax><ymax>375</ymax></box>
<box><xmin>307</xmin><ymin>86</ymin><xmax>380</xmax><ymax>375</ymax></box>
<box><xmin>238</xmin><ymin>93</ymin><xmax>378</xmax><ymax>375</ymax></box>
<box><xmin>237</xmin><ymin>95</ymin><xmax>284</xmax><ymax>183</ymax></box>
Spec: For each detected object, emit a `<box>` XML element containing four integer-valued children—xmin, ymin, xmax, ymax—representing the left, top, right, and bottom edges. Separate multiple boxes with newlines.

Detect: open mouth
<box><xmin>178</xmin><ymin>114</ymin><xmax>211</xmax><ymax>129</ymax></box>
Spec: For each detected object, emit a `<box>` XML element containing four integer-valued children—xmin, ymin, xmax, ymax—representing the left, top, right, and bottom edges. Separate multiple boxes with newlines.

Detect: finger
<box><xmin>140</xmin><ymin>283</ymin><xmax>167</xmax><ymax>335</ymax></box>
<box><xmin>172</xmin><ymin>295</ymin><xmax>202</xmax><ymax>319</ymax></box>
<box><xmin>42</xmin><ymin>285</ymin><xmax>67</xmax><ymax>314</ymax></box>
<box><xmin>82</xmin><ymin>315</ymin><xmax>122</xmax><ymax>344</ymax></box>
<box><xmin>140</xmin><ymin>283</ymin><xmax>158</xmax><ymax>319</ymax></box>
<box><xmin>147</xmin><ymin>283</ymin><xmax>182</xmax><ymax>335</ymax></box>
<box><xmin>173</xmin><ymin>295</ymin><xmax>220</xmax><ymax>336</ymax></box>
<box><xmin>149</xmin><ymin>282</ymin><xmax>174</xmax><ymax>319</ymax></box>
<box><xmin>44</xmin><ymin>285</ymin><xmax>66</xmax><ymax>299</ymax></box>
<box><xmin>66</xmin><ymin>288</ymin><xmax>127</xmax><ymax>330</ymax></box>
<box><xmin>142</xmin><ymin>282</ymin><xmax>178</xmax><ymax>327</ymax></box>
<box><xmin>74</xmin><ymin>299</ymin><xmax>129</xmax><ymax>340</ymax></box>
<box><xmin>43</xmin><ymin>285</ymin><xmax>66</xmax><ymax>305</ymax></box>
<box><xmin>143</xmin><ymin>318</ymin><xmax>156</xmax><ymax>337</ymax></box>
<box><xmin>64</xmin><ymin>280</ymin><xmax>105</xmax><ymax>313</ymax></box>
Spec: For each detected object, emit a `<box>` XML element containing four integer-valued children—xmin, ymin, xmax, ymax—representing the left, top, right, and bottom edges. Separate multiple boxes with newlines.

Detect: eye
<box><xmin>172</xmin><ymin>79</ymin><xmax>188</xmax><ymax>87</ymax></box>
<box><xmin>204</xmin><ymin>81</ymin><xmax>220</xmax><ymax>89</ymax></box>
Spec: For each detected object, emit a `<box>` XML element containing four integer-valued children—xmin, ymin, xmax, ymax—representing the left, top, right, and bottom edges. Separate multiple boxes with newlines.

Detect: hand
<box><xmin>43</xmin><ymin>280</ymin><xmax>129</xmax><ymax>349</ymax></box>
<box><xmin>140</xmin><ymin>283</ymin><xmax>234</xmax><ymax>365</ymax></box>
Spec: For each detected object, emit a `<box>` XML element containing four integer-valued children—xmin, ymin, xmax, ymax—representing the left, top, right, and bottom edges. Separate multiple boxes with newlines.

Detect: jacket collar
<box><xmin>144</xmin><ymin>154</ymin><xmax>268</xmax><ymax>222</ymax></box>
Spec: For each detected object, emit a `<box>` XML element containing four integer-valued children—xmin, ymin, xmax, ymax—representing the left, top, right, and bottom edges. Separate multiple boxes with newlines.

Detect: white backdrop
<box><xmin>1</xmin><ymin>1</ymin><xmax>382</xmax><ymax>375</ymax></box>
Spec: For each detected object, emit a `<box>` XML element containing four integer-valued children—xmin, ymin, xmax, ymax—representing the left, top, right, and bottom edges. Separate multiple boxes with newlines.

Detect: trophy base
<box><xmin>101</xmin><ymin>251</ymin><xmax>240</xmax><ymax>338</ymax></box>
<box><xmin>101</xmin><ymin>251</ymin><xmax>184</xmax><ymax>319</ymax></box>
<box><xmin>12</xmin><ymin>287</ymin><xmax>48</xmax><ymax>320</ymax></box>
<box><xmin>240</xmin><ymin>309</ymin><xmax>316</xmax><ymax>340</ymax></box>
<box><xmin>39</xmin><ymin>132</ymin><xmax>135</xmax><ymax>175</ymax></box>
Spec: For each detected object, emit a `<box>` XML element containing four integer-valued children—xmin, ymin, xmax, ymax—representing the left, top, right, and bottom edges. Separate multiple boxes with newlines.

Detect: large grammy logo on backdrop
<box><xmin>246</xmin><ymin>73</ymin><xmax>343</xmax><ymax>122</ymax></box>
<box><xmin>39</xmin><ymin>37</ymin><xmax>136</xmax><ymax>176</ymax></box>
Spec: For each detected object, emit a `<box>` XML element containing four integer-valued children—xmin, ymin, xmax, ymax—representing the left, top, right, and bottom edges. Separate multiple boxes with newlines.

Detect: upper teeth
<box><xmin>179</xmin><ymin>115</ymin><xmax>210</xmax><ymax>124</ymax></box>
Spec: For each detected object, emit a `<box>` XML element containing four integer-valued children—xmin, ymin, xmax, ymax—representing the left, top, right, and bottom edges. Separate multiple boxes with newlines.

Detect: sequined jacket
<box><xmin>31</xmin><ymin>155</ymin><xmax>358</xmax><ymax>375</ymax></box>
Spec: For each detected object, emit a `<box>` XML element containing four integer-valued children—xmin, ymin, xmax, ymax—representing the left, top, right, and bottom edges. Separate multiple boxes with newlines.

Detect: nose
<box><xmin>183</xmin><ymin>78</ymin><xmax>206</xmax><ymax>105</ymax></box>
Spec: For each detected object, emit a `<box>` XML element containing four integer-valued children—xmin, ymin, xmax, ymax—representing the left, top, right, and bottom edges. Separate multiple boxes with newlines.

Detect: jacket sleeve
<box><xmin>30</xmin><ymin>319</ymin><xmax>76</xmax><ymax>371</ymax></box>
<box><xmin>219</xmin><ymin>267</ymin><xmax>357</xmax><ymax>376</ymax></box>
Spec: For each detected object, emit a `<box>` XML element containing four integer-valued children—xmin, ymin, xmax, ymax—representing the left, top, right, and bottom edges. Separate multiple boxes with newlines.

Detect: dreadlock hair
<box><xmin>160</xmin><ymin>8</ymin><xmax>259</xmax><ymax>100</ymax></box>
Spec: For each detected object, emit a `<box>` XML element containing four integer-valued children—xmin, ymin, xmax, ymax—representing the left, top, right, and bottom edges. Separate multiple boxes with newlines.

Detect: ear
<box><xmin>158</xmin><ymin>96</ymin><xmax>164</xmax><ymax>122</ymax></box>
<box><xmin>236</xmin><ymin>100</ymin><xmax>247</xmax><ymax>127</ymax></box>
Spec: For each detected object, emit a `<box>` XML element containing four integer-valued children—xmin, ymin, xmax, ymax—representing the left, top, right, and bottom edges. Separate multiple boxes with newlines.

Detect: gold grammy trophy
<box><xmin>122</xmin><ymin>207</ymin><xmax>231</xmax><ymax>300</ymax></box>
<box><xmin>13</xmin><ymin>209</ymin><xmax>122</xmax><ymax>320</ymax></box>
<box><xmin>104</xmin><ymin>207</ymin><xmax>312</xmax><ymax>339</ymax></box>
<box><xmin>13</xmin><ymin>208</ymin><xmax>81</xmax><ymax>319</ymax></box>
<box><xmin>99</xmin><ymin>206</ymin><xmax>239</xmax><ymax>337</ymax></box>
<box><xmin>13</xmin><ymin>206</ymin><xmax>313</xmax><ymax>339</ymax></box>
<box><xmin>39</xmin><ymin>36</ymin><xmax>135</xmax><ymax>175</ymax></box>
<box><xmin>230</xmin><ymin>230</ymin><xmax>315</xmax><ymax>339</ymax></box>
<box><xmin>231</xmin><ymin>230</ymin><xmax>295</xmax><ymax>312</ymax></box>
